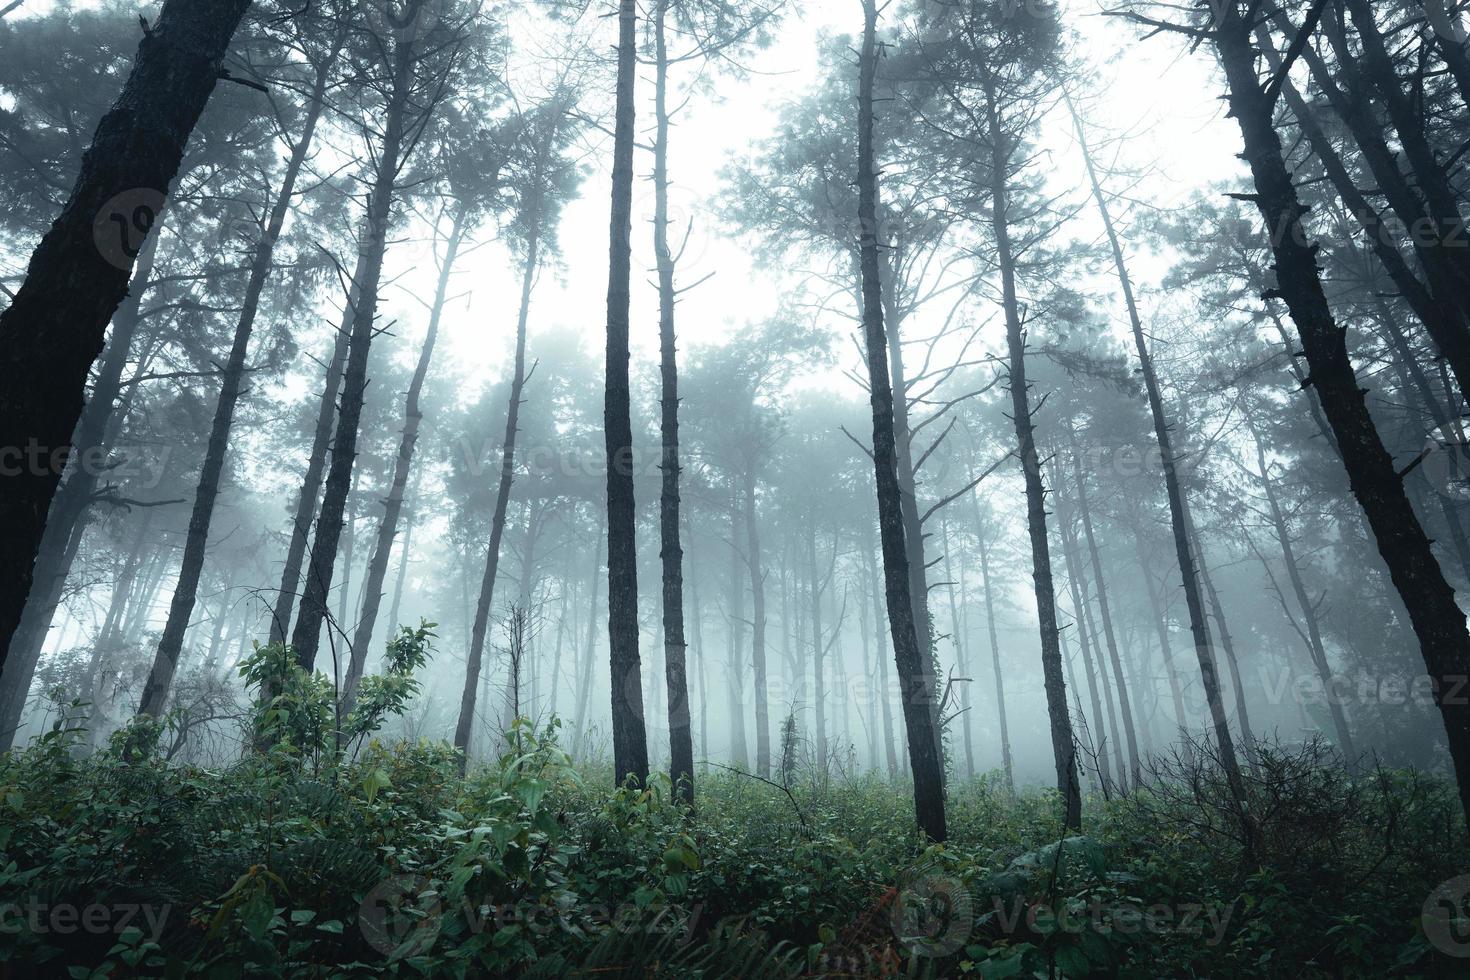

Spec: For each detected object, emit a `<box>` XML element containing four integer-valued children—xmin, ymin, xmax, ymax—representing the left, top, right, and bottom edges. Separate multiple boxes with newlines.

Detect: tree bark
<box><xmin>1066</xmin><ymin>428</ymin><xmax>1141</xmax><ymax>785</ymax></box>
<box><xmin>344</xmin><ymin>204</ymin><xmax>468</xmax><ymax>711</ymax></box>
<box><xmin>986</xmin><ymin>85</ymin><xmax>1080</xmax><ymax>830</ymax></box>
<box><xmin>808</xmin><ymin>522</ymin><xmax>828</xmax><ymax>776</ymax></box>
<box><xmin>0</xmin><ymin>0</ymin><xmax>252</xmax><ymax>678</ymax></box>
<box><xmin>652</xmin><ymin>0</ymin><xmax>694</xmax><ymax>805</ymax></box>
<box><xmin>1245</xmin><ymin>417</ymin><xmax>1357</xmax><ymax>761</ymax></box>
<box><xmin>939</xmin><ymin>516</ymin><xmax>975</xmax><ymax>779</ymax></box>
<box><xmin>1056</xmin><ymin>473</ymin><xmax>1116</xmax><ymax>792</ymax></box>
<box><xmin>1257</xmin><ymin>24</ymin><xmax>1470</xmax><ymax>405</ymax></box>
<box><xmin>291</xmin><ymin>28</ymin><xmax>417</xmax><ymax>670</ymax></box>
<box><xmin>1212</xmin><ymin>2</ymin><xmax>1470</xmax><ymax>830</ymax></box>
<box><xmin>0</xmin><ymin>229</ymin><xmax>161</xmax><ymax>749</ymax></box>
<box><xmin>601</xmin><ymin>0</ymin><xmax>649</xmax><ymax>788</ymax></box>
<box><xmin>455</xmin><ymin>210</ymin><xmax>538</xmax><ymax>761</ymax></box>
<box><xmin>726</xmin><ymin>511</ymin><xmax>749</xmax><ymax>768</ymax></box>
<box><xmin>142</xmin><ymin>40</ymin><xmax>338</xmax><ymax>715</ymax></box>
<box><xmin>1068</xmin><ymin>91</ymin><xmax>1232</xmax><ymax>792</ymax></box>
<box><xmin>857</xmin><ymin>0</ymin><xmax>946</xmax><ymax>842</ymax></box>
<box><xmin>863</xmin><ymin>534</ymin><xmax>900</xmax><ymax>777</ymax></box>
<box><xmin>974</xmin><ymin>512</ymin><xmax>1015</xmax><ymax>796</ymax></box>
<box><xmin>742</xmin><ymin>463</ymin><xmax>771</xmax><ymax>778</ymax></box>
<box><xmin>573</xmin><ymin>516</ymin><xmax>604</xmax><ymax>748</ymax></box>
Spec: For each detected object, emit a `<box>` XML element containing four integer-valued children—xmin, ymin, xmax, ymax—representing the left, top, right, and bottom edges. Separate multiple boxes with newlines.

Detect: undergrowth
<box><xmin>0</xmin><ymin>639</ymin><xmax>1463</xmax><ymax>977</ymax></box>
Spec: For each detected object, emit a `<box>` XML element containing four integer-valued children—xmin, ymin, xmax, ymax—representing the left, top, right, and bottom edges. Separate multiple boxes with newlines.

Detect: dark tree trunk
<box><xmin>1215</xmin><ymin>2</ymin><xmax>1470</xmax><ymax>830</ymax></box>
<box><xmin>1070</xmin><ymin>93</ymin><xmax>1226</xmax><ymax>792</ymax></box>
<box><xmin>0</xmin><ymin>230</ymin><xmax>160</xmax><ymax>749</ymax></box>
<box><xmin>974</xmin><ymin>513</ymin><xmax>1015</xmax><ymax>796</ymax></box>
<box><xmin>939</xmin><ymin>516</ymin><xmax>975</xmax><ymax>779</ymax></box>
<box><xmin>1257</xmin><ymin>25</ymin><xmax>1470</xmax><ymax>404</ymax></box>
<box><xmin>1246</xmin><ymin>417</ymin><xmax>1357</xmax><ymax>761</ymax></box>
<box><xmin>1136</xmin><ymin>534</ymin><xmax>1193</xmax><ymax>749</ymax></box>
<box><xmin>600</xmin><ymin>0</ymin><xmax>648</xmax><ymax>788</ymax></box>
<box><xmin>864</xmin><ymin>534</ymin><xmax>899</xmax><ymax>777</ymax></box>
<box><xmin>1191</xmin><ymin>522</ymin><xmax>1257</xmax><ymax>766</ymax></box>
<box><xmin>455</xmin><ymin>212</ymin><xmax>538</xmax><ymax>761</ymax></box>
<box><xmin>345</xmin><ymin>204</ymin><xmax>469</xmax><ymax>711</ymax></box>
<box><xmin>573</xmin><ymin>518</ymin><xmax>604</xmax><ymax>748</ymax></box>
<box><xmin>742</xmin><ymin>464</ymin><xmax>771</xmax><ymax>778</ymax></box>
<box><xmin>808</xmin><ymin>523</ymin><xmax>828</xmax><ymax>775</ymax></box>
<box><xmin>386</xmin><ymin>475</ymin><xmax>419</xmax><ymax>647</ymax></box>
<box><xmin>291</xmin><ymin>30</ymin><xmax>417</xmax><ymax>670</ymax></box>
<box><xmin>1056</xmin><ymin>476</ymin><xmax>1115</xmax><ymax>792</ymax></box>
<box><xmin>1341</xmin><ymin>0</ymin><xmax>1470</xmax><ymax>300</ymax></box>
<box><xmin>653</xmin><ymin>0</ymin><xmax>694</xmax><ymax>805</ymax></box>
<box><xmin>1065</xmin><ymin>427</ymin><xmax>1141</xmax><ymax>785</ymax></box>
<box><xmin>726</xmin><ymin>512</ymin><xmax>749</xmax><ymax>768</ymax></box>
<box><xmin>1084</xmin><ymin>70</ymin><xmax>1246</xmax><ymax>808</ymax></box>
<box><xmin>269</xmin><ymin>294</ymin><xmax>352</xmax><ymax>646</ymax></box>
<box><xmin>0</xmin><ymin>0</ymin><xmax>252</xmax><ymax>678</ymax></box>
<box><xmin>986</xmin><ymin>86</ymin><xmax>1080</xmax><ymax>830</ymax></box>
<box><xmin>687</xmin><ymin>515</ymin><xmax>709</xmax><ymax>763</ymax></box>
<box><xmin>141</xmin><ymin>43</ymin><xmax>338</xmax><ymax>715</ymax></box>
<box><xmin>879</xmin><ymin>253</ymin><xmax>935</xmax><ymax>658</ymax></box>
<box><xmin>857</xmin><ymin>0</ymin><xmax>946</xmax><ymax>842</ymax></box>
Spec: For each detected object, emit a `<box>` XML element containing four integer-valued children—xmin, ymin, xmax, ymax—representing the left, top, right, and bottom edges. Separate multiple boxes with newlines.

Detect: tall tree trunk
<box><xmin>270</xmin><ymin>289</ymin><xmax>354</xmax><ymax>645</ymax></box>
<box><xmin>864</xmin><ymin>535</ymin><xmax>899</xmax><ymax>777</ymax></box>
<box><xmin>1088</xmin><ymin>96</ymin><xmax>1245</xmax><ymax>808</ymax></box>
<box><xmin>1068</xmin><ymin>90</ymin><xmax>1237</xmax><ymax>794</ymax></box>
<box><xmin>939</xmin><ymin>517</ymin><xmax>975</xmax><ymax>779</ymax></box>
<box><xmin>974</xmin><ymin>514</ymin><xmax>1015</xmax><ymax>796</ymax></box>
<box><xmin>343</xmin><ymin>204</ymin><xmax>469</xmax><ymax>711</ymax></box>
<box><xmin>1066</xmin><ymin>428</ymin><xmax>1141</xmax><ymax>784</ymax></box>
<box><xmin>1136</xmin><ymin>533</ymin><xmax>1193</xmax><ymax>750</ymax></box>
<box><xmin>1191</xmin><ymin>524</ymin><xmax>1257</xmax><ymax>766</ymax></box>
<box><xmin>291</xmin><ymin>31</ymin><xmax>417</xmax><ymax>670</ymax></box>
<box><xmin>385</xmin><ymin>472</ymin><xmax>420</xmax><ymax>643</ymax></box>
<box><xmin>0</xmin><ymin>229</ymin><xmax>161</xmax><ymax>749</ymax></box>
<box><xmin>687</xmin><ymin>515</ymin><xmax>709</xmax><ymax>763</ymax></box>
<box><xmin>727</xmin><ymin>513</ymin><xmax>749</xmax><ymax>768</ymax></box>
<box><xmin>985</xmin><ymin>86</ymin><xmax>1080</xmax><ymax>830</ymax></box>
<box><xmin>742</xmin><ymin>464</ymin><xmax>771</xmax><ymax>778</ymax></box>
<box><xmin>602</xmin><ymin>0</ymin><xmax>649</xmax><ymax>788</ymax></box>
<box><xmin>1215</xmin><ymin>1</ymin><xmax>1470</xmax><ymax>829</ymax></box>
<box><xmin>455</xmin><ymin>208</ymin><xmax>539</xmax><ymax>761</ymax></box>
<box><xmin>857</xmin><ymin>0</ymin><xmax>946</xmax><ymax>842</ymax></box>
<box><xmin>0</xmin><ymin>0</ymin><xmax>252</xmax><ymax>677</ymax></box>
<box><xmin>808</xmin><ymin>522</ymin><xmax>828</xmax><ymax>776</ymax></box>
<box><xmin>857</xmin><ymin>551</ymin><xmax>880</xmax><ymax>770</ymax></box>
<box><xmin>573</xmin><ymin>517</ymin><xmax>605</xmax><ymax>748</ymax></box>
<box><xmin>1245</xmin><ymin>417</ymin><xmax>1357</xmax><ymax>761</ymax></box>
<box><xmin>141</xmin><ymin>44</ymin><xmax>338</xmax><ymax>715</ymax></box>
<box><xmin>878</xmin><ymin>253</ymin><xmax>935</xmax><ymax>659</ymax></box>
<box><xmin>1056</xmin><ymin>479</ymin><xmax>1115</xmax><ymax>792</ymax></box>
<box><xmin>652</xmin><ymin>0</ymin><xmax>694</xmax><ymax>804</ymax></box>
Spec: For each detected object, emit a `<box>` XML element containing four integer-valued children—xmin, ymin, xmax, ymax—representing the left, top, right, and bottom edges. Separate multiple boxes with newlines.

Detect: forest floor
<box><xmin>0</xmin><ymin>716</ymin><xmax>1464</xmax><ymax>978</ymax></box>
